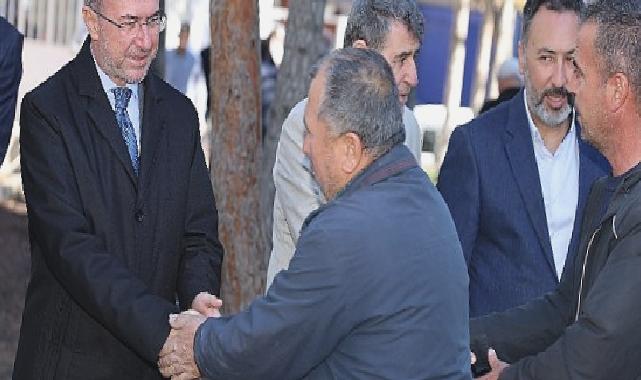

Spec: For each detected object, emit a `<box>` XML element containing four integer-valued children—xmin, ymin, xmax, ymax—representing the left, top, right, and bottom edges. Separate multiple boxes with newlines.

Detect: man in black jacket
<box><xmin>472</xmin><ymin>0</ymin><xmax>641</xmax><ymax>378</ymax></box>
<box><xmin>13</xmin><ymin>0</ymin><xmax>224</xmax><ymax>378</ymax></box>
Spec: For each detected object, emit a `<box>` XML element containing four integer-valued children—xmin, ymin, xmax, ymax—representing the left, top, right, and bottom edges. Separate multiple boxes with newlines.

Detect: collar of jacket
<box><xmin>69</xmin><ymin>36</ymin><xmax>167</xmax><ymax>192</ymax></box>
<box><xmin>301</xmin><ymin>144</ymin><xmax>418</xmax><ymax>231</ymax></box>
<box><xmin>617</xmin><ymin>161</ymin><xmax>641</xmax><ymax>194</ymax></box>
<box><xmin>335</xmin><ymin>143</ymin><xmax>417</xmax><ymax>199</ymax></box>
<box><xmin>73</xmin><ymin>36</ymin><xmax>164</xmax><ymax>106</ymax></box>
<box><xmin>602</xmin><ymin>161</ymin><xmax>641</xmax><ymax>220</ymax></box>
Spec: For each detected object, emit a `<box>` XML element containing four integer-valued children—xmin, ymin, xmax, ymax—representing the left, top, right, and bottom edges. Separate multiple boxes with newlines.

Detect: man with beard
<box><xmin>471</xmin><ymin>1</ymin><xmax>641</xmax><ymax>377</ymax></box>
<box><xmin>438</xmin><ymin>0</ymin><xmax>610</xmax><ymax>318</ymax></box>
<box><xmin>13</xmin><ymin>0</ymin><xmax>224</xmax><ymax>378</ymax></box>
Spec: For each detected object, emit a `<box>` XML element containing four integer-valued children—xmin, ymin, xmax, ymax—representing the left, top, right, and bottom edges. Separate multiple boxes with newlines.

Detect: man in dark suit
<box><xmin>13</xmin><ymin>0</ymin><xmax>224</xmax><ymax>378</ymax></box>
<box><xmin>0</xmin><ymin>16</ymin><xmax>23</xmax><ymax>166</ymax></box>
<box><xmin>438</xmin><ymin>0</ymin><xmax>610</xmax><ymax>318</ymax></box>
<box><xmin>158</xmin><ymin>48</ymin><xmax>471</xmax><ymax>380</ymax></box>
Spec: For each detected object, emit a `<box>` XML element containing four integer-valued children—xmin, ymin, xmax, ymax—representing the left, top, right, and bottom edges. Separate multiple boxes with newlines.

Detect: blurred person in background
<box><xmin>479</xmin><ymin>57</ymin><xmax>523</xmax><ymax>114</ymax></box>
<box><xmin>261</xmin><ymin>35</ymin><xmax>277</xmax><ymax>143</ymax></box>
<box><xmin>164</xmin><ymin>22</ymin><xmax>198</xmax><ymax>95</ymax></box>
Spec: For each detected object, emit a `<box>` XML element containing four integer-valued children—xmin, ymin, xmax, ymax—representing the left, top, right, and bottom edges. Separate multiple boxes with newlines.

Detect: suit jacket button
<box><xmin>135</xmin><ymin>210</ymin><xmax>144</xmax><ymax>222</ymax></box>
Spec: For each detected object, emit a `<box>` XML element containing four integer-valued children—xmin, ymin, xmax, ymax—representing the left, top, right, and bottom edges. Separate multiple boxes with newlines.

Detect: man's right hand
<box><xmin>477</xmin><ymin>349</ymin><xmax>508</xmax><ymax>380</ymax></box>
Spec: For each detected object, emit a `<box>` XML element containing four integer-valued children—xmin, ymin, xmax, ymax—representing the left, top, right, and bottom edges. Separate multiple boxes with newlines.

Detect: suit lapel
<box><xmin>74</xmin><ymin>38</ymin><xmax>137</xmax><ymax>187</ymax></box>
<box><xmin>138</xmin><ymin>75</ymin><xmax>166</xmax><ymax>206</ymax></box>
<box><xmin>504</xmin><ymin>91</ymin><xmax>557</xmax><ymax>276</ymax></box>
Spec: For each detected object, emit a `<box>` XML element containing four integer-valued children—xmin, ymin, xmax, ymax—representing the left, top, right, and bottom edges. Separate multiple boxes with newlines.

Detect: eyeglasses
<box><xmin>90</xmin><ymin>7</ymin><xmax>167</xmax><ymax>34</ymax></box>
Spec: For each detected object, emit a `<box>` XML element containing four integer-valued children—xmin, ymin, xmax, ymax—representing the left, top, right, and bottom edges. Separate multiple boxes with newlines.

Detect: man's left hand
<box><xmin>158</xmin><ymin>312</ymin><xmax>207</xmax><ymax>379</ymax></box>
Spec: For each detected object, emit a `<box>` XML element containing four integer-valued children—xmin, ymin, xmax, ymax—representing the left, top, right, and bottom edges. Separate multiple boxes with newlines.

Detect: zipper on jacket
<box><xmin>575</xmin><ymin>227</ymin><xmax>600</xmax><ymax>322</ymax></box>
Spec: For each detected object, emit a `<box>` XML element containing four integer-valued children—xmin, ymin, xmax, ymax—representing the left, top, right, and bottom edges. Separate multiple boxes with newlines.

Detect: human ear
<box><xmin>340</xmin><ymin>132</ymin><xmax>364</xmax><ymax>174</ymax></box>
<box><xmin>606</xmin><ymin>73</ymin><xmax>629</xmax><ymax>113</ymax></box>
<box><xmin>83</xmin><ymin>6</ymin><xmax>100</xmax><ymax>40</ymax></box>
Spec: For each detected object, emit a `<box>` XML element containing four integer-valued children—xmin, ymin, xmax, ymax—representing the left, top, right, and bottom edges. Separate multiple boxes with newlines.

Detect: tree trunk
<box><xmin>261</xmin><ymin>0</ymin><xmax>327</xmax><ymax>252</ymax></box>
<box><xmin>209</xmin><ymin>0</ymin><xmax>265</xmax><ymax>313</ymax></box>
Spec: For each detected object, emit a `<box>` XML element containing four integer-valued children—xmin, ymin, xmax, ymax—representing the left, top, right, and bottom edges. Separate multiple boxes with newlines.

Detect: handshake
<box><xmin>470</xmin><ymin>335</ymin><xmax>508</xmax><ymax>380</ymax></box>
<box><xmin>157</xmin><ymin>292</ymin><xmax>223</xmax><ymax>380</ymax></box>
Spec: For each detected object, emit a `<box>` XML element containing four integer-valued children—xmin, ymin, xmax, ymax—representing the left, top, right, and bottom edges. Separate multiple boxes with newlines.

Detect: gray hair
<box><xmin>582</xmin><ymin>0</ymin><xmax>641</xmax><ymax>108</ymax></box>
<box><xmin>312</xmin><ymin>48</ymin><xmax>405</xmax><ymax>158</ymax></box>
<box><xmin>344</xmin><ymin>0</ymin><xmax>424</xmax><ymax>50</ymax></box>
<box><xmin>521</xmin><ymin>0</ymin><xmax>582</xmax><ymax>43</ymax></box>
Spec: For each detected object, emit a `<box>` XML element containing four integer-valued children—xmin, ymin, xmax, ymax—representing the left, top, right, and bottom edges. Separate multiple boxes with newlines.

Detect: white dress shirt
<box><xmin>524</xmin><ymin>90</ymin><xmax>580</xmax><ymax>279</ymax></box>
<box><xmin>94</xmin><ymin>57</ymin><xmax>142</xmax><ymax>152</ymax></box>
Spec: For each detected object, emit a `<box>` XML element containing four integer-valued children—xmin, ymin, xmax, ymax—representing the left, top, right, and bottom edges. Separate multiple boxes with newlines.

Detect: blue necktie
<box><xmin>112</xmin><ymin>87</ymin><xmax>139</xmax><ymax>176</ymax></box>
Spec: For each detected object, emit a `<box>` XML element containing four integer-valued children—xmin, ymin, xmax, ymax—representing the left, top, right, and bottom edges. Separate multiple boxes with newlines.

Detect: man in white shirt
<box><xmin>437</xmin><ymin>0</ymin><xmax>610</xmax><ymax>317</ymax></box>
<box><xmin>267</xmin><ymin>0</ymin><xmax>425</xmax><ymax>289</ymax></box>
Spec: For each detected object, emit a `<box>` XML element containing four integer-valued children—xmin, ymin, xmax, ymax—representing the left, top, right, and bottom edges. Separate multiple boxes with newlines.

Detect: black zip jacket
<box><xmin>471</xmin><ymin>162</ymin><xmax>641</xmax><ymax>379</ymax></box>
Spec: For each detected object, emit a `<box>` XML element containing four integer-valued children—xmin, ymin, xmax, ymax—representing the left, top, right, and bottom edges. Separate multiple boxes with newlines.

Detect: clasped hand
<box><xmin>158</xmin><ymin>292</ymin><xmax>222</xmax><ymax>379</ymax></box>
<box><xmin>471</xmin><ymin>349</ymin><xmax>508</xmax><ymax>379</ymax></box>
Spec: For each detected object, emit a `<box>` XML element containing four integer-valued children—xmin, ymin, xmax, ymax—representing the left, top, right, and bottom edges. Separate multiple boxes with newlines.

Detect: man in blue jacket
<box><xmin>0</xmin><ymin>16</ymin><xmax>23</xmax><ymax>165</ymax></box>
<box><xmin>438</xmin><ymin>0</ymin><xmax>610</xmax><ymax>317</ymax></box>
<box><xmin>159</xmin><ymin>48</ymin><xmax>471</xmax><ymax>380</ymax></box>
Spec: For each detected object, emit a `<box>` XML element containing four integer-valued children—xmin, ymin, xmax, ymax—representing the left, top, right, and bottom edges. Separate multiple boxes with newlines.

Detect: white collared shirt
<box><xmin>93</xmin><ymin>57</ymin><xmax>142</xmax><ymax>152</ymax></box>
<box><xmin>524</xmin><ymin>89</ymin><xmax>580</xmax><ymax>279</ymax></box>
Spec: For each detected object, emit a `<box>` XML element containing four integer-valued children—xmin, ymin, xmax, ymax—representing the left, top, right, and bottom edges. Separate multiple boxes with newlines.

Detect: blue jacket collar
<box><xmin>302</xmin><ymin>144</ymin><xmax>417</xmax><ymax>231</ymax></box>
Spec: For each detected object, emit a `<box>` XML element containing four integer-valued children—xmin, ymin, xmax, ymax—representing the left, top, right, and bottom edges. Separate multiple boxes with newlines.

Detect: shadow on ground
<box><xmin>0</xmin><ymin>202</ymin><xmax>29</xmax><ymax>379</ymax></box>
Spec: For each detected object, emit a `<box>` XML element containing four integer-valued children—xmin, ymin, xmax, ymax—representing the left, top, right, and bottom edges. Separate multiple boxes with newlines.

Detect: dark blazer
<box><xmin>14</xmin><ymin>39</ymin><xmax>223</xmax><ymax>379</ymax></box>
<box><xmin>0</xmin><ymin>16</ymin><xmax>23</xmax><ymax>165</ymax></box>
<box><xmin>437</xmin><ymin>90</ymin><xmax>609</xmax><ymax>318</ymax></box>
<box><xmin>195</xmin><ymin>146</ymin><xmax>471</xmax><ymax>380</ymax></box>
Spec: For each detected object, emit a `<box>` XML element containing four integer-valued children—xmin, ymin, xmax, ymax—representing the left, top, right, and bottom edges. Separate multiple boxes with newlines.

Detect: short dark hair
<box><xmin>344</xmin><ymin>0</ymin><xmax>424</xmax><ymax>50</ymax></box>
<box><xmin>312</xmin><ymin>48</ymin><xmax>405</xmax><ymax>158</ymax></box>
<box><xmin>581</xmin><ymin>0</ymin><xmax>641</xmax><ymax>107</ymax></box>
<box><xmin>521</xmin><ymin>0</ymin><xmax>582</xmax><ymax>42</ymax></box>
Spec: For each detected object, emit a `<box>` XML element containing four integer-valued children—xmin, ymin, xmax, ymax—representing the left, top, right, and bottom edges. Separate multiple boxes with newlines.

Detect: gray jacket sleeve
<box><xmin>195</xmin><ymin>224</ymin><xmax>352</xmax><ymax>380</ymax></box>
<box><xmin>266</xmin><ymin>99</ymin><xmax>323</xmax><ymax>290</ymax></box>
